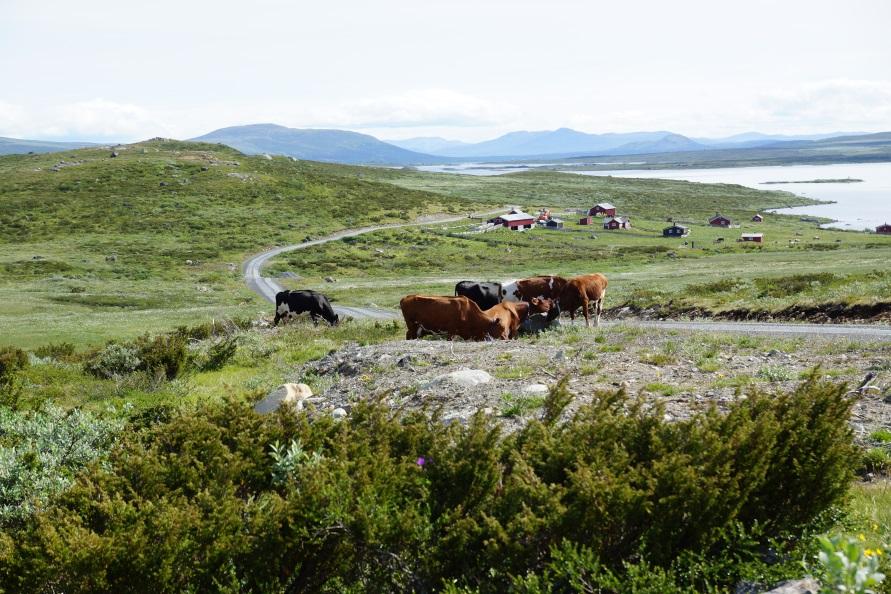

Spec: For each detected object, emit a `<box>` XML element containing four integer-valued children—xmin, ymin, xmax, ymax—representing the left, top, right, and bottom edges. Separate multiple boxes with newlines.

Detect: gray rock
<box><xmin>397</xmin><ymin>355</ymin><xmax>414</xmax><ymax>368</ymax></box>
<box><xmin>424</xmin><ymin>369</ymin><xmax>492</xmax><ymax>389</ymax></box>
<box><xmin>523</xmin><ymin>383</ymin><xmax>549</xmax><ymax>395</ymax></box>
<box><xmin>105</xmin><ymin>254</ymin><xmax>118</xmax><ymax>262</ymax></box>
<box><xmin>324</xmin><ymin>276</ymin><xmax>337</xmax><ymax>283</ymax></box>
<box><xmin>254</xmin><ymin>383</ymin><xmax>314</xmax><ymax>414</ymax></box>
<box><xmin>332</xmin><ymin>407</ymin><xmax>347</xmax><ymax>419</ymax></box>
<box><xmin>761</xmin><ymin>578</ymin><xmax>820</xmax><ymax>594</ymax></box>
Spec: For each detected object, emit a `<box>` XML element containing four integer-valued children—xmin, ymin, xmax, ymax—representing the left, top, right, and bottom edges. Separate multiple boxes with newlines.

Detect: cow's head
<box><xmin>529</xmin><ymin>297</ymin><xmax>552</xmax><ymax>315</ymax></box>
<box><xmin>328</xmin><ymin>313</ymin><xmax>340</xmax><ymax>326</ymax></box>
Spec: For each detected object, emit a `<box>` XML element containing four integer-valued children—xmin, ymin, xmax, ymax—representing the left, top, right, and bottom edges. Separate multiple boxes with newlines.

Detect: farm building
<box><xmin>579</xmin><ymin>215</ymin><xmax>594</xmax><ymax>225</ymax></box>
<box><xmin>877</xmin><ymin>223</ymin><xmax>891</xmax><ymax>234</ymax></box>
<box><xmin>589</xmin><ymin>203</ymin><xmax>617</xmax><ymax>217</ymax></box>
<box><xmin>709</xmin><ymin>213</ymin><xmax>732</xmax><ymax>227</ymax></box>
<box><xmin>663</xmin><ymin>223</ymin><xmax>689</xmax><ymax>237</ymax></box>
<box><xmin>603</xmin><ymin>216</ymin><xmax>631</xmax><ymax>230</ymax></box>
<box><xmin>488</xmin><ymin>211</ymin><xmax>535</xmax><ymax>230</ymax></box>
<box><xmin>740</xmin><ymin>233</ymin><xmax>764</xmax><ymax>243</ymax></box>
<box><xmin>752</xmin><ymin>214</ymin><xmax>764</xmax><ymax>222</ymax></box>
<box><xmin>545</xmin><ymin>218</ymin><xmax>564</xmax><ymax>229</ymax></box>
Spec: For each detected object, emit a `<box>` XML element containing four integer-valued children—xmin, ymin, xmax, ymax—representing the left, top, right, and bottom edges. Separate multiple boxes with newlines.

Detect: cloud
<box><xmin>755</xmin><ymin>79</ymin><xmax>891</xmax><ymax>132</ymax></box>
<box><xmin>0</xmin><ymin>99</ymin><xmax>173</xmax><ymax>141</ymax></box>
<box><xmin>314</xmin><ymin>89</ymin><xmax>521</xmax><ymax>129</ymax></box>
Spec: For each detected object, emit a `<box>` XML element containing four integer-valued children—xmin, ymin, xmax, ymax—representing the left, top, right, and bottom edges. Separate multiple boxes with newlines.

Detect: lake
<box><xmin>569</xmin><ymin>162</ymin><xmax>891</xmax><ymax>231</ymax></box>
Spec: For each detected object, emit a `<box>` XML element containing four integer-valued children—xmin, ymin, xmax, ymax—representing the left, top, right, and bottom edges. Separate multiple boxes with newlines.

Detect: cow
<box><xmin>520</xmin><ymin>301</ymin><xmax>562</xmax><ymax>335</ymax></box>
<box><xmin>273</xmin><ymin>290</ymin><xmax>339</xmax><ymax>326</ymax></box>
<box><xmin>400</xmin><ymin>295</ymin><xmax>503</xmax><ymax>341</ymax></box>
<box><xmin>455</xmin><ymin>281</ymin><xmax>503</xmax><ymax>310</ymax></box>
<box><xmin>558</xmin><ymin>273</ymin><xmax>608</xmax><ymax>327</ymax></box>
<box><xmin>501</xmin><ymin>275</ymin><xmax>568</xmax><ymax>303</ymax></box>
<box><xmin>485</xmin><ymin>297</ymin><xmax>552</xmax><ymax>339</ymax></box>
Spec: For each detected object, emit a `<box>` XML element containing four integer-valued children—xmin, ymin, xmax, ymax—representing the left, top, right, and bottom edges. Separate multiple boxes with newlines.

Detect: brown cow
<box><xmin>558</xmin><ymin>273</ymin><xmax>608</xmax><ymax>327</ymax></box>
<box><xmin>501</xmin><ymin>275</ymin><xmax>568</xmax><ymax>302</ymax></box>
<box><xmin>485</xmin><ymin>297</ymin><xmax>552</xmax><ymax>339</ymax></box>
<box><xmin>400</xmin><ymin>295</ymin><xmax>504</xmax><ymax>341</ymax></box>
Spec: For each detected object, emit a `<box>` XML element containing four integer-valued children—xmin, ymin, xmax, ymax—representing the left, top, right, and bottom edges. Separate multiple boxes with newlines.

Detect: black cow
<box><xmin>454</xmin><ymin>281</ymin><xmax>502</xmax><ymax>310</ymax></box>
<box><xmin>519</xmin><ymin>302</ymin><xmax>561</xmax><ymax>335</ymax></box>
<box><xmin>274</xmin><ymin>290</ymin><xmax>339</xmax><ymax>326</ymax></box>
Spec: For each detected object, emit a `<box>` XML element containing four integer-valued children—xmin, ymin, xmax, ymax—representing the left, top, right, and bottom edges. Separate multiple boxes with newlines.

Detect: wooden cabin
<box><xmin>740</xmin><ymin>233</ymin><xmax>764</xmax><ymax>243</ymax></box>
<box><xmin>589</xmin><ymin>203</ymin><xmax>617</xmax><ymax>217</ymax></box>
<box><xmin>579</xmin><ymin>215</ymin><xmax>594</xmax><ymax>225</ymax></box>
<box><xmin>603</xmin><ymin>216</ymin><xmax>631</xmax><ymax>230</ymax></box>
<box><xmin>709</xmin><ymin>213</ymin><xmax>732</xmax><ymax>227</ymax></box>
<box><xmin>663</xmin><ymin>223</ymin><xmax>689</xmax><ymax>237</ymax></box>
<box><xmin>751</xmin><ymin>214</ymin><xmax>764</xmax><ymax>222</ymax></box>
<box><xmin>488</xmin><ymin>211</ymin><xmax>535</xmax><ymax>230</ymax></box>
<box><xmin>877</xmin><ymin>223</ymin><xmax>891</xmax><ymax>235</ymax></box>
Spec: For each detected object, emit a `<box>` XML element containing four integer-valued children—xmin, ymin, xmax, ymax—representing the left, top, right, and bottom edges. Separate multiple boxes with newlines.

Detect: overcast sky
<box><xmin>2</xmin><ymin>0</ymin><xmax>890</xmax><ymax>142</ymax></box>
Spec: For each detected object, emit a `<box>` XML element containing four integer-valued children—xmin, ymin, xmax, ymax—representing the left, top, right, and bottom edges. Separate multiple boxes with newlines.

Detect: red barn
<box><xmin>589</xmin><ymin>202</ymin><xmax>616</xmax><ymax>217</ymax></box>
<box><xmin>488</xmin><ymin>211</ymin><xmax>535</xmax><ymax>230</ymax></box>
<box><xmin>603</xmin><ymin>216</ymin><xmax>631</xmax><ymax>230</ymax></box>
<box><xmin>709</xmin><ymin>213</ymin><xmax>732</xmax><ymax>227</ymax></box>
<box><xmin>740</xmin><ymin>233</ymin><xmax>763</xmax><ymax>243</ymax></box>
<box><xmin>877</xmin><ymin>223</ymin><xmax>891</xmax><ymax>235</ymax></box>
<box><xmin>579</xmin><ymin>215</ymin><xmax>593</xmax><ymax>225</ymax></box>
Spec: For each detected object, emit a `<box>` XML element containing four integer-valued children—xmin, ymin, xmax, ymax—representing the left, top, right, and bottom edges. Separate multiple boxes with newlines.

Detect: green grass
<box><xmin>499</xmin><ymin>391</ymin><xmax>546</xmax><ymax>417</ymax></box>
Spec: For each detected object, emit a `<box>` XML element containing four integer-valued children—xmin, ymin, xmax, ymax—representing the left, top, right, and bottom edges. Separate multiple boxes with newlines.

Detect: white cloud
<box><xmin>755</xmin><ymin>79</ymin><xmax>891</xmax><ymax>132</ymax></box>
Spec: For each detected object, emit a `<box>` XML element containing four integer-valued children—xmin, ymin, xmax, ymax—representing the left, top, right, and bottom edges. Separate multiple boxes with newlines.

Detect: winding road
<box><xmin>244</xmin><ymin>219</ymin><xmax>891</xmax><ymax>340</ymax></box>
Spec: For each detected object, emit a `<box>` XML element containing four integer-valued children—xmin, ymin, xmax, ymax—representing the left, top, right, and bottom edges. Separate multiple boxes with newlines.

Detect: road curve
<box><xmin>243</xmin><ymin>211</ymin><xmax>504</xmax><ymax>320</ymax></box>
<box><xmin>244</xmin><ymin>219</ymin><xmax>891</xmax><ymax>340</ymax></box>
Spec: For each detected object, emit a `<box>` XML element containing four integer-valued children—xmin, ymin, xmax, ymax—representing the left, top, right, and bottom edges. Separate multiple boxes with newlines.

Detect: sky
<box><xmin>2</xmin><ymin>0</ymin><xmax>890</xmax><ymax>143</ymax></box>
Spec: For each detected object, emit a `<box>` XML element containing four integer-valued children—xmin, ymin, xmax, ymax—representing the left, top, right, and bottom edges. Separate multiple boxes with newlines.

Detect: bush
<box><xmin>192</xmin><ymin>335</ymin><xmax>238</xmax><ymax>372</ymax></box>
<box><xmin>0</xmin><ymin>346</ymin><xmax>29</xmax><ymax>407</ymax></box>
<box><xmin>84</xmin><ymin>343</ymin><xmax>141</xmax><ymax>378</ymax></box>
<box><xmin>0</xmin><ymin>375</ymin><xmax>856</xmax><ymax>593</ymax></box>
<box><xmin>33</xmin><ymin>342</ymin><xmax>77</xmax><ymax>362</ymax></box>
<box><xmin>132</xmin><ymin>333</ymin><xmax>188</xmax><ymax>380</ymax></box>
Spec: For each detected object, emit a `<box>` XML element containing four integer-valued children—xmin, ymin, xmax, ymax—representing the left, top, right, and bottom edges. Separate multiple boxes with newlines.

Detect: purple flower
<box><xmin>416</xmin><ymin>456</ymin><xmax>426</xmax><ymax>467</ymax></box>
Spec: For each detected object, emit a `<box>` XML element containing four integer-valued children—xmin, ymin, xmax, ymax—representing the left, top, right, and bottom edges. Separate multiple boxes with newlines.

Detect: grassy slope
<box><xmin>0</xmin><ymin>141</ymin><xmax>477</xmax><ymax>347</ymax></box>
<box><xmin>265</xmin><ymin>167</ymin><xmax>891</xmax><ymax>314</ymax></box>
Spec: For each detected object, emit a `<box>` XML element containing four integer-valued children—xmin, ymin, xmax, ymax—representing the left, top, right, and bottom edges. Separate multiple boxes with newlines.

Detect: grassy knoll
<box><xmin>0</xmin><ymin>141</ymin><xmax>477</xmax><ymax>347</ymax></box>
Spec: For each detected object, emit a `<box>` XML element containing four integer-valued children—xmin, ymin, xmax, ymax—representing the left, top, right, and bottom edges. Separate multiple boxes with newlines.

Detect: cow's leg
<box><xmin>310</xmin><ymin>312</ymin><xmax>320</xmax><ymax>325</ymax></box>
<box><xmin>273</xmin><ymin>313</ymin><xmax>281</xmax><ymax>326</ymax></box>
<box><xmin>582</xmin><ymin>297</ymin><xmax>590</xmax><ymax>327</ymax></box>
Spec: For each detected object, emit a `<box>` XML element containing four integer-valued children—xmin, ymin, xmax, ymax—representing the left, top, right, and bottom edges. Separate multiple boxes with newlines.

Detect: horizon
<box><xmin>2</xmin><ymin>0</ymin><xmax>890</xmax><ymax>143</ymax></box>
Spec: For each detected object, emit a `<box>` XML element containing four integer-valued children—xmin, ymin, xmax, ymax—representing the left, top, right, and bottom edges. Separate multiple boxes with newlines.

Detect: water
<box><xmin>568</xmin><ymin>162</ymin><xmax>891</xmax><ymax>231</ymax></box>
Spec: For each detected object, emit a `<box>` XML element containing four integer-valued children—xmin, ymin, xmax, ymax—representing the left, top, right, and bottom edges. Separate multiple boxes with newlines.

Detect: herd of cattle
<box><xmin>273</xmin><ymin>273</ymin><xmax>608</xmax><ymax>342</ymax></box>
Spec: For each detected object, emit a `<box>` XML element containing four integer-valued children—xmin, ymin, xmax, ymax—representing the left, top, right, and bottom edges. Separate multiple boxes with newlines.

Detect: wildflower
<box><xmin>858</xmin><ymin>533</ymin><xmax>866</xmax><ymax>542</ymax></box>
<box><xmin>416</xmin><ymin>456</ymin><xmax>426</xmax><ymax>467</ymax></box>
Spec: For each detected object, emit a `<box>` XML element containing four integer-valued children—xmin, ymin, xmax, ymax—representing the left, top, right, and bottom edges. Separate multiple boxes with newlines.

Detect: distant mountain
<box><xmin>0</xmin><ymin>137</ymin><xmax>98</xmax><ymax>155</ymax></box>
<box><xmin>191</xmin><ymin>124</ymin><xmax>444</xmax><ymax>165</ymax></box>
<box><xmin>694</xmin><ymin>131</ymin><xmax>866</xmax><ymax>149</ymax></box>
<box><xmin>422</xmin><ymin>128</ymin><xmax>705</xmax><ymax>158</ymax></box>
<box><xmin>386</xmin><ymin>137</ymin><xmax>471</xmax><ymax>154</ymax></box>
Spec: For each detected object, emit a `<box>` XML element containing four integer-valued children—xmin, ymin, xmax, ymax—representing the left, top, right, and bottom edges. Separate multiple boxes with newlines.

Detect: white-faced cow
<box><xmin>501</xmin><ymin>275</ymin><xmax>568</xmax><ymax>303</ymax></box>
<box><xmin>455</xmin><ymin>281</ymin><xmax>503</xmax><ymax>310</ymax></box>
<box><xmin>274</xmin><ymin>290</ymin><xmax>339</xmax><ymax>326</ymax></box>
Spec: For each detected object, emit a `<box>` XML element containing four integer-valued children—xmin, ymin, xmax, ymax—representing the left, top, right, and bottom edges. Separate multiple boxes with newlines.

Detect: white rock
<box><xmin>523</xmin><ymin>383</ymin><xmax>549</xmax><ymax>395</ymax></box>
<box><xmin>254</xmin><ymin>383</ymin><xmax>314</xmax><ymax>414</ymax></box>
<box><xmin>332</xmin><ymin>407</ymin><xmax>348</xmax><ymax>419</ymax></box>
<box><xmin>761</xmin><ymin>578</ymin><xmax>820</xmax><ymax>594</ymax></box>
<box><xmin>424</xmin><ymin>369</ymin><xmax>492</xmax><ymax>389</ymax></box>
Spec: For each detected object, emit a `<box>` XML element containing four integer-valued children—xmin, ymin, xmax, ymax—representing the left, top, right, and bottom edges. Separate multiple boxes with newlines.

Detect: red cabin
<box><xmin>709</xmin><ymin>213</ymin><xmax>732</xmax><ymax>227</ymax></box>
<box><xmin>488</xmin><ymin>211</ymin><xmax>535</xmax><ymax>230</ymax></box>
<box><xmin>877</xmin><ymin>223</ymin><xmax>891</xmax><ymax>234</ymax></box>
<box><xmin>589</xmin><ymin>203</ymin><xmax>616</xmax><ymax>217</ymax></box>
<box><xmin>603</xmin><ymin>216</ymin><xmax>631</xmax><ymax>230</ymax></box>
<box><xmin>579</xmin><ymin>215</ymin><xmax>593</xmax><ymax>225</ymax></box>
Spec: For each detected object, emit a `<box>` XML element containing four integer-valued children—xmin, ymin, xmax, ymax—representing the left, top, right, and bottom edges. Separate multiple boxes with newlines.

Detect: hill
<box><xmin>0</xmin><ymin>136</ymin><xmax>98</xmax><ymax>155</ymax></box>
<box><xmin>386</xmin><ymin>136</ymin><xmax>471</xmax><ymax>154</ymax></box>
<box><xmin>0</xmin><ymin>139</ymin><xmax>475</xmax><ymax>345</ymax></box>
<box><xmin>191</xmin><ymin>123</ymin><xmax>445</xmax><ymax>165</ymax></box>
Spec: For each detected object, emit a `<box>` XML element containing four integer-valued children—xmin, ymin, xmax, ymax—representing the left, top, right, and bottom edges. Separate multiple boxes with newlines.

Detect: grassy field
<box><xmin>265</xmin><ymin>169</ymin><xmax>891</xmax><ymax>316</ymax></box>
<box><xmin>0</xmin><ymin>141</ymin><xmax>479</xmax><ymax>347</ymax></box>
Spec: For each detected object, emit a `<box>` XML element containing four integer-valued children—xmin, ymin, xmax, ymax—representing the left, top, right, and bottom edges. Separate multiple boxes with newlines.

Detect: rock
<box><xmin>262</xmin><ymin>153</ymin><xmax>272</xmax><ymax>160</ymax></box>
<box><xmin>159</xmin><ymin>181</ymin><xmax>168</xmax><ymax>187</ymax></box>
<box><xmin>105</xmin><ymin>254</ymin><xmax>118</xmax><ymax>262</ymax></box>
<box><xmin>374</xmin><ymin>248</ymin><xmax>385</xmax><ymax>254</ymax></box>
<box><xmin>254</xmin><ymin>383</ymin><xmax>314</xmax><ymax>414</ymax></box>
<box><xmin>324</xmin><ymin>276</ymin><xmax>337</xmax><ymax>283</ymax></box>
<box><xmin>110</xmin><ymin>151</ymin><xmax>118</xmax><ymax>158</ymax></box>
<box><xmin>760</xmin><ymin>578</ymin><xmax>820</xmax><ymax>594</ymax></box>
<box><xmin>32</xmin><ymin>255</ymin><xmax>44</xmax><ymax>260</ymax></box>
<box><xmin>523</xmin><ymin>383</ymin><xmax>549</xmax><ymax>395</ymax></box>
<box><xmin>378</xmin><ymin>354</ymin><xmax>393</xmax><ymax>365</ymax></box>
<box><xmin>397</xmin><ymin>355</ymin><xmax>414</xmax><ymax>368</ymax></box>
<box><xmin>336</xmin><ymin>361</ymin><xmax>361</xmax><ymax>377</ymax></box>
<box><xmin>185</xmin><ymin>259</ymin><xmax>194</xmax><ymax>265</ymax></box>
<box><xmin>553</xmin><ymin>350</ymin><xmax>565</xmax><ymax>362</ymax></box>
<box><xmin>482</xmin><ymin>407</ymin><xmax>494</xmax><ymax>415</ymax></box>
<box><xmin>424</xmin><ymin>369</ymin><xmax>492</xmax><ymax>389</ymax></box>
<box><xmin>332</xmin><ymin>407</ymin><xmax>347</xmax><ymax>420</ymax></box>
<box><xmin>200</xmin><ymin>166</ymin><xmax>209</xmax><ymax>171</ymax></box>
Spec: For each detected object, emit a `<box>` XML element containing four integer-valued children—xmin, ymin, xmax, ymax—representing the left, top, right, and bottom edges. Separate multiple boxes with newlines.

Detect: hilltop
<box><xmin>0</xmin><ymin>136</ymin><xmax>97</xmax><ymax>155</ymax></box>
<box><xmin>191</xmin><ymin>123</ymin><xmax>446</xmax><ymax>165</ymax></box>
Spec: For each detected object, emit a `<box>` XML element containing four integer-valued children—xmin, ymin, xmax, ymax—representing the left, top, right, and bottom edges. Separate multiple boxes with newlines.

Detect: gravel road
<box><xmin>244</xmin><ymin>220</ymin><xmax>891</xmax><ymax>340</ymax></box>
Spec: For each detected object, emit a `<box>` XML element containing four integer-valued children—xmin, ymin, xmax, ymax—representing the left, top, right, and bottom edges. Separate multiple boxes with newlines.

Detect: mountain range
<box><xmin>1</xmin><ymin>125</ymin><xmax>885</xmax><ymax>167</ymax></box>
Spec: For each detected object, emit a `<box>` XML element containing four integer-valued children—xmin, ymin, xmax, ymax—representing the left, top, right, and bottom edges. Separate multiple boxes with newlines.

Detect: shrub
<box><xmin>812</xmin><ymin>534</ymin><xmax>885</xmax><ymax>594</ymax></box>
<box><xmin>33</xmin><ymin>342</ymin><xmax>77</xmax><ymax>362</ymax></box>
<box><xmin>0</xmin><ymin>347</ymin><xmax>29</xmax><ymax>406</ymax></box>
<box><xmin>0</xmin><ymin>375</ymin><xmax>856</xmax><ymax>593</ymax></box>
<box><xmin>132</xmin><ymin>333</ymin><xmax>188</xmax><ymax>380</ymax></box>
<box><xmin>84</xmin><ymin>343</ymin><xmax>141</xmax><ymax>378</ymax></box>
<box><xmin>192</xmin><ymin>335</ymin><xmax>239</xmax><ymax>372</ymax></box>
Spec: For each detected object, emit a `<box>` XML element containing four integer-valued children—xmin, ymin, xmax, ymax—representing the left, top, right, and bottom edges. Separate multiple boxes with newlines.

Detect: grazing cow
<box><xmin>485</xmin><ymin>297</ymin><xmax>552</xmax><ymax>339</ymax></box>
<box><xmin>274</xmin><ymin>290</ymin><xmax>339</xmax><ymax>326</ymax></box>
<box><xmin>455</xmin><ymin>281</ymin><xmax>502</xmax><ymax>310</ymax></box>
<box><xmin>558</xmin><ymin>273</ymin><xmax>608</xmax><ymax>327</ymax></box>
<box><xmin>502</xmin><ymin>275</ymin><xmax>568</xmax><ymax>302</ymax></box>
<box><xmin>400</xmin><ymin>295</ymin><xmax>503</xmax><ymax>341</ymax></box>
<box><xmin>520</xmin><ymin>301</ymin><xmax>562</xmax><ymax>335</ymax></box>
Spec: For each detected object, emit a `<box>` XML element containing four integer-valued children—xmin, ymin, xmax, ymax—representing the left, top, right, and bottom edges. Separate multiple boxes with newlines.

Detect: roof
<box><xmin>595</xmin><ymin>202</ymin><xmax>616</xmax><ymax>210</ymax></box>
<box><xmin>741</xmin><ymin>233</ymin><xmax>763</xmax><ymax>238</ymax></box>
<box><xmin>547</xmin><ymin>218</ymin><xmax>564</xmax><ymax>224</ymax></box>
<box><xmin>665</xmin><ymin>223</ymin><xmax>688</xmax><ymax>230</ymax></box>
<box><xmin>604</xmin><ymin>216</ymin><xmax>630</xmax><ymax>224</ymax></box>
<box><xmin>709</xmin><ymin>214</ymin><xmax>730</xmax><ymax>221</ymax></box>
<box><xmin>495</xmin><ymin>211</ymin><xmax>534</xmax><ymax>222</ymax></box>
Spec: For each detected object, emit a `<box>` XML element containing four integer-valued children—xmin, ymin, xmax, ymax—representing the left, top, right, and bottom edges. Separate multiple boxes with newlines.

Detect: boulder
<box><xmin>424</xmin><ymin>369</ymin><xmax>492</xmax><ymax>389</ymax></box>
<box><xmin>761</xmin><ymin>578</ymin><xmax>820</xmax><ymax>594</ymax></box>
<box><xmin>332</xmin><ymin>407</ymin><xmax>347</xmax><ymax>419</ymax></box>
<box><xmin>523</xmin><ymin>383</ymin><xmax>549</xmax><ymax>395</ymax></box>
<box><xmin>254</xmin><ymin>383</ymin><xmax>314</xmax><ymax>414</ymax></box>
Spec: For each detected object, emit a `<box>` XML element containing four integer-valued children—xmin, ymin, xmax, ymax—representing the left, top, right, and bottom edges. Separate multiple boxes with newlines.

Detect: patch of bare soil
<box><xmin>290</xmin><ymin>325</ymin><xmax>891</xmax><ymax>439</ymax></box>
